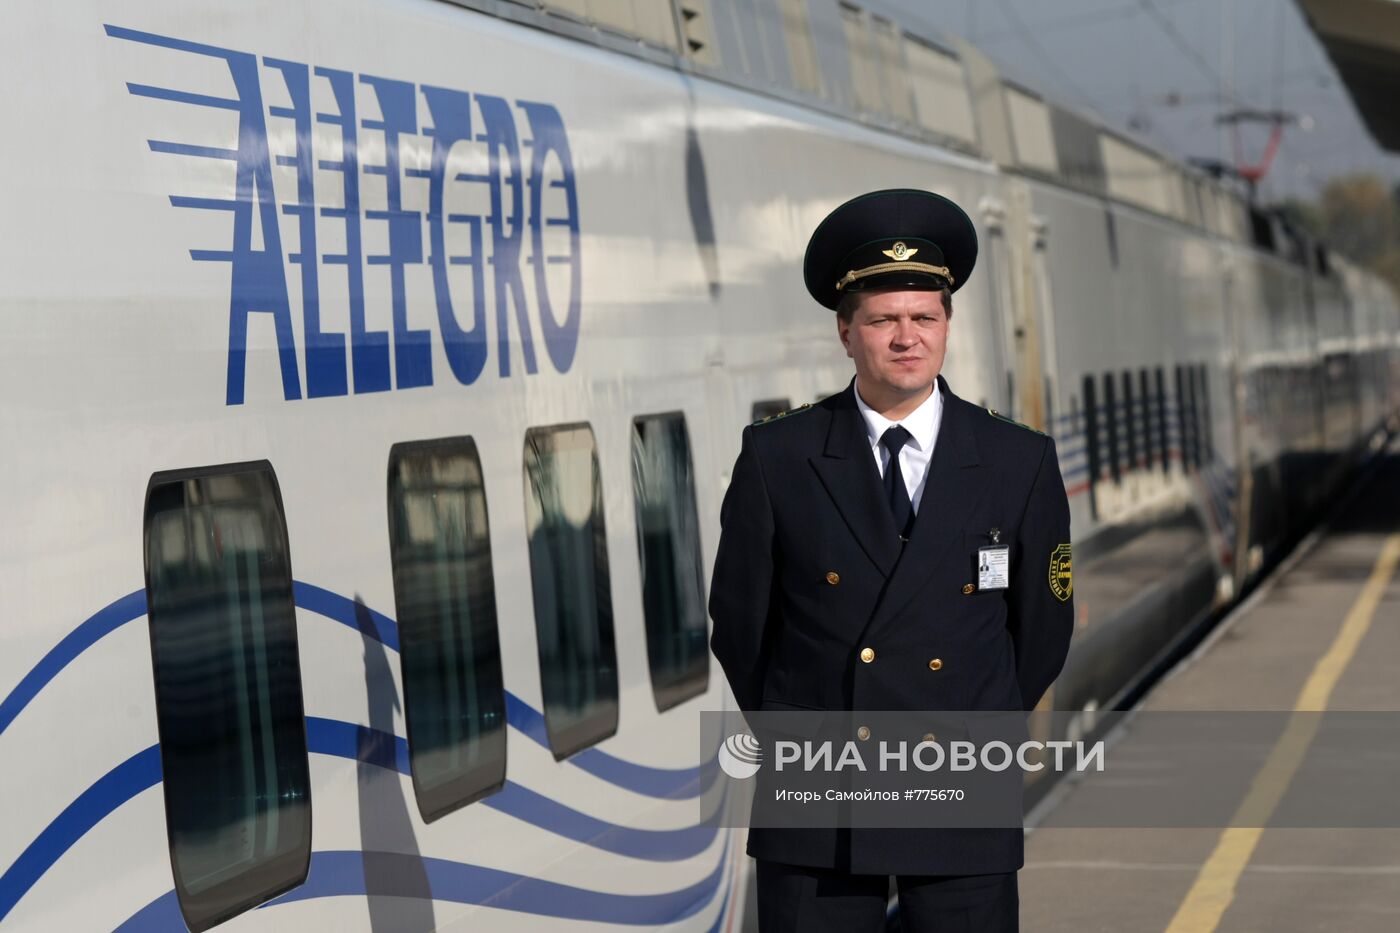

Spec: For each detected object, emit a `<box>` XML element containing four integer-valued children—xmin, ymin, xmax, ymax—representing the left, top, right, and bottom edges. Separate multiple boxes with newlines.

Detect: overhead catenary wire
<box><xmin>1138</xmin><ymin>0</ymin><xmax>1239</xmax><ymax>104</ymax></box>
<box><xmin>993</xmin><ymin>0</ymin><xmax>1104</xmax><ymax>115</ymax></box>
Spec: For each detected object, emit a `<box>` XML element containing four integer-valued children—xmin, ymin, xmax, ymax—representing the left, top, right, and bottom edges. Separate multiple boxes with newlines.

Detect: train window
<box><xmin>143</xmin><ymin>462</ymin><xmax>310</xmax><ymax>932</ymax></box>
<box><xmin>777</xmin><ymin>0</ymin><xmax>824</xmax><ymax>95</ymax></box>
<box><xmin>1082</xmin><ymin>375</ymin><xmax>1101</xmax><ymax>519</ymax></box>
<box><xmin>1050</xmin><ymin>106</ymin><xmax>1107</xmax><ymax>193</ymax></box>
<box><xmin>839</xmin><ymin>3</ymin><xmax>883</xmax><ymax>114</ymax></box>
<box><xmin>587</xmin><ymin>0</ymin><xmax>633</xmax><ymax>33</ymax></box>
<box><xmin>1005</xmin><ymin>86</ymin><xmax>1058</xmax><ymax>174</ymax></box>
<box><xmin>523</xmin><ymin>424</ymin><xmax>619</xmax><ymax>758</ymax></box>
<box><xmin>1195</xmin><ymin>364</ymin><xmax>1213</xmax><ymax>465</ymax></box>
<box><xmin>1164</xmin><ymin>170</ymin><xmax>1188</xmax><ymax>222</ymax></box>
<box><xmin>1155</xmin><ymin>368</ymin><xmax>1170</xmax><ymax>474</ymax></box>
<box><xmin>710</xmin><ymin>0</ymin><xmax>778</xmax><ymax>85</ymax></box>
<box><xmin>1247</xmin><ymin>207</ymin><xmax>1276</xmax><ymax>253</ymax></box>
<box><xmin>631</xmin><ymin>414</ymin><xmax>710</xmax><ymax>710</ymax></box>
<box><xmin>1219</xmin><ymin>196</ymin><xmax>1249</xmax><ymax>242</ymax></box>
<box><xmin>1103</xmin><ymin>373</ymin><xmax>1121</xmax><ymax>484</ymax></box>
<box><xmin>1183</xmin><ymin>178</ymin><xmax>1206</xmax><ymax>228</ymax></box>
<box><xmin>870</xmin><ymin>16</ymin><xmax>913</xmax><ymax>122</ymax></box>
<box><xmin>635</xmin><ymin>1</ymin><xmax>682</xmax><ymax>50</ymax></box>
<box><xmin>751</xmin><ymin>398</ymin><xmax>791</xmax><ymax>421</ymax></box>
<box><xmin>1121</xmin><ymin>371</ymin><xmax>1138</xmax><ymax>473</ymax></box>
<box><xmin>1175</xmin><ymin>365</ymin><xmax>1193</xmax><ymax>470</ymax></box>
<box><xmin>387</xmin><ymin>438</ymin><xmax>506</xmax><ymax>822</ymax></box>
<box><xmin>1103</xmin><ymin>134</ymin><xmax>1169</xmax><ymax>214</ymax></box>
<box><xmin>578</xmin><ymin>1</ymin><xmax>680</xmax><ymax>50</ymax></box>
<box><xmin>679</xmin><ymin>1</ymin><xmax>720</xmax><ymax>67</ymax></box>
<box><xmin>1315</xmin><ymin>244</ymin><xmax>1333</xmax><ymax>277</ymax></box>
<box><xmin>1199</xmin><ymin>185</ymin><xmax>1221</xmax><ymax>235</ymax></box>
<box><xmin>1138</xmin><ymin>369</ymin><xmax>1155</xmax><ymax>470</ymax></box>
<box><xmin>905</xmin><ymin>36</ymin><xmax>976</xmax><ymax>144</ymax></box>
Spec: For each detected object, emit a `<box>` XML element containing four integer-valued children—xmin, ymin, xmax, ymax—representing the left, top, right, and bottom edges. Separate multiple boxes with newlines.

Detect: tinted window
<box><xmin>1103</xmin><ymin>373</ymin><xmax>1121</xmax><ymax>484</ymax></box>
<box><xmin>1175</xmin><ymin>365</ymin><xmax>1194</xmax><ymax>469</ymax></box>
<box><xmin>1155</xmin><ymin>368</ymin><xmax>1170</xmax><ymax>474</ymax></box>
<box><xmin>523</xmin><ymin>424</ymin><xmax>618</xmax><ymax>758</ymax></box>
<box><xmin>1081</xmin><ymin>375</ymin><xmax>1101</xmax><ymax>519</ymax></box>
<box><xmin>143</xmin><ymin>462</ymin><xmax>310</xmax><ymax>932</ymax></box>
<box><xmin>1121</xmin><ymin>371</ymin><xmax>1138</xmax><ymax>473</ymax></box>
<box><xmin>387</xmin><ymin>438</ymin><xmax>506</xmax><ymax>822</ymax></box>
<box><xmin>1050</xmin><ymin>105</ymin><xmax>1107</xmax><ymax>193</ymax></box>
<box><xmin>1196</xmin><ymin>364</ymin><xmax>1213</xmax><ymax>465</ymax></box>
<box><xmin>631</xmin><ymin>414</ymin><xmax>710</xmax><ymax>711</ymax></box>
<box><xmin>1138</xmin><ymin>369</ymin><xmax>1155</xmax><ymax>469</ymax></box>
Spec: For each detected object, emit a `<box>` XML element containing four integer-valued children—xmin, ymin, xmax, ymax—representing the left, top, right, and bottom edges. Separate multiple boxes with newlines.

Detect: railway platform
<box><xmin>1022</xmin><ymin>446</ymin><xmax>1400</xmax><ymax>932</ymax></box>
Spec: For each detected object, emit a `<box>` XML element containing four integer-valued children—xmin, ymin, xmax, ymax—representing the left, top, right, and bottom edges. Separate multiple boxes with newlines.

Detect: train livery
<box><xmin>2</xmin><ymin>1</ymin><xmax>1396</xmax><ymax>930</ymax></box>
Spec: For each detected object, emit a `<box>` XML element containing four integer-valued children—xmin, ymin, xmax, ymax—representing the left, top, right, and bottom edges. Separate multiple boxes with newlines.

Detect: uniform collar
<box><xmin>853</xmin><ymin>377</ymin><xmax>942</xmax><ymax>452</ymax></box>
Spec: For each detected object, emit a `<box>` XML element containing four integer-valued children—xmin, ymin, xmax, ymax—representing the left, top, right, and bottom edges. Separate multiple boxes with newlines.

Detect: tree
<box><xmin>1277</xmin><ymin>173</ymin><xmax>1400</xmax><ymax>294</ymax></box>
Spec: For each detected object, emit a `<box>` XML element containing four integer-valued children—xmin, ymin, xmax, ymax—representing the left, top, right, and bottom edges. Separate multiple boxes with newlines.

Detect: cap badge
<box><xmin>882</xmin><ymin>241</ymin><xmax>918</xmax><ymax>261</ymax></box>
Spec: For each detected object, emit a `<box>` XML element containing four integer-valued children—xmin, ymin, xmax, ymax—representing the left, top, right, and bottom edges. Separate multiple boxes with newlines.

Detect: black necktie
<box><xmin>879</xmin><ymin>426</ymin><xmax>914</xmax><ymax>539</ymax></box>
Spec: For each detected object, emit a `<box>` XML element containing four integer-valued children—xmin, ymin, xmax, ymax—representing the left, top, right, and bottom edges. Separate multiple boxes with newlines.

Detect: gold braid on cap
<box><xmin>836</xmin><ymin>262</ymin><xmax>954</xmax><ymax>292</ymax></box>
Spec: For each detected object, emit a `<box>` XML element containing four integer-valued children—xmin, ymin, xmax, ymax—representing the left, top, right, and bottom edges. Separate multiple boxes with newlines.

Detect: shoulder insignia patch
<box><xmin>752</xmin><ymin>402</ymin><xmax>813</xmax><ymax>427</ymax></box>
<box><xmin>986</xmin><ymin>408</ymin><xmax>1047</xmax><ymax>436</ymax></box>
<box><xmin>1048</xmin><ymin>543</ymin><xmax>1073</xmax><ymax>602</ymax></box>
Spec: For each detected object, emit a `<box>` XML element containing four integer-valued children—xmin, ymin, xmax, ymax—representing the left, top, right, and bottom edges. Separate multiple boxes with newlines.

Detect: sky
<box><xmin>884</xmin><ymin>0</ymin><xmax>1400</xmax><ymax>204</ymax></box>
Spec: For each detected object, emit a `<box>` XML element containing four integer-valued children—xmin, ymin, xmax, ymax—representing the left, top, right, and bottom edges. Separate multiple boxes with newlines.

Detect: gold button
<box><xmin>928</xmin><ymin>658</ymin><xmax>943</xmax><ymax>671</ymax></box>
<box><xmin>860</xmin><ymin>647</ymin><xmax>875</xmax><ymax>663</ymax></box>
<box><xmin>857</xmin><ymin>725</ymin><xmax>871</xmax><ymax>741</ymax></box>
<box><xmin>921</xmin><ymin>732</ymin><xmax>937</xmax><ymax>743</ymax></box>
<box><xmin>962</xmin><ymin>583</ymin><xmax>975</xmax><ymax>594</ymax></box>
<box><xmin>826</xmin><ymin>571</ymin><xmax>840</xmax><ymax>585</ymax></box>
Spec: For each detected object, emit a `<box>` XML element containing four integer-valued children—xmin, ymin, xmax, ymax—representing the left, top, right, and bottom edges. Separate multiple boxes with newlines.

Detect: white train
<box><xmin>2</xmin><ymin>1</ymin><xmax>1396</xmax><ymax>930</ymax></box>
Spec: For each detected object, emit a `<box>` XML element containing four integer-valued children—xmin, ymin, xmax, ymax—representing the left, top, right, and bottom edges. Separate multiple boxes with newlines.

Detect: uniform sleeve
<box><xmin>1006</xmin><ymin>435</ymin><xmax>1074</xmax><ymax>712</ymax></box>
<box><xmin>708</xmin><ymin>425</ymin><xmax>778</xmax><ymax>713</ymax></box>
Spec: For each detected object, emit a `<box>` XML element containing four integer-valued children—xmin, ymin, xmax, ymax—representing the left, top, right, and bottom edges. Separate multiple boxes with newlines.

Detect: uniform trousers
<box><xmin>756</xmin><ymin>859</ymin><xmax>1018</xmax><ymax>933</ymax></box>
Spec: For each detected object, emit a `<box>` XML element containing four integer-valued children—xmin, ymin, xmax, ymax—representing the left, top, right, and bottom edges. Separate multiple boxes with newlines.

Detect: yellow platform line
<box><xmin>1164</xmin><ymin>532</ymin><xmax>1400</xmax><ymax>933</ymax></box>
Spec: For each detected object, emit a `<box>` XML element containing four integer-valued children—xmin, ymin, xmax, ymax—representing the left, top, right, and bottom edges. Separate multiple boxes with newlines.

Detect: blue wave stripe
<box><xmin>0</xmin><ymin>746</ymin><xmax>162</xmax><ymax>922</ymax></box>
<box><xmin>1</xmin><ymin>716</ymin><xmax>719</xmax><ymax>921</ymax></box>
<box><xmin>0</xmin><ymin>590</ymin><xmax>147</xmax><ymax>736</ymax></box>
<box><xmin>485</xmin><ymin>782</ymin><xmax>716</xmax><ymax>863</ymax></box>
<box><xmin>117</xmin><ymin>842</ymin><xmax>728</xmax><ymax>930</ymax></box>
<box><xmin>1</xmin><ymin>583</ymin><xmax>706</xmax><ymax>799</ymax></box>
<box><xmin>292</xmin><ymin>581</ymin><xmax>400</xmax><ymax>651</ymax></box>
<box><xmin>302</xmin><ymin>717</ymin><xmax>718</xmax><ymax>861</ymax></box>
<box><xmin>503</xmin><ymin>693</ymin><xmax>707</xmax><ymax>800</ymax></box>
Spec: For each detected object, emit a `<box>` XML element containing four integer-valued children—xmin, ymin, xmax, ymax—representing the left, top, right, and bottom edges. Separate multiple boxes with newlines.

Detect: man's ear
<box><xmin>837</xmin><ymin>315</ymin><xmax>851</xmax><ymax>355</ymax></box>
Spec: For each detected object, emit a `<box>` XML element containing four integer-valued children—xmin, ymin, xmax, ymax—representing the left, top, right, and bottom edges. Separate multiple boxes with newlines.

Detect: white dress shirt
<box><xmin>854</xmin><ymin>379</ymin><xmax>943</xmax><ymax>513</ymax></box>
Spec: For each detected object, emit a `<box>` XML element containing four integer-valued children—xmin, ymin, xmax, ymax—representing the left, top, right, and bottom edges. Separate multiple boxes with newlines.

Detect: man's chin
<box><xmin>883</xmin><ymin>373</ymin><xmax>938</xmax><ymax>393</ymax></box>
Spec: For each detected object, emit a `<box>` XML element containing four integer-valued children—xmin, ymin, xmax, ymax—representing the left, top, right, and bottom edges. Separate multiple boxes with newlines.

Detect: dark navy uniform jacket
<box><xmin>709</xmin><ymin>375</ymin><xmax>1074</xmax><ymax>875</ymax></box>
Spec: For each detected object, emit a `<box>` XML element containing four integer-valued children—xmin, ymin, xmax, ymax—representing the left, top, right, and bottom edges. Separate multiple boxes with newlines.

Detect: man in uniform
<box><xmin>708</xmin><ymin>189</ymin><xmax>1074</xmax><ymax>932</ymax></box>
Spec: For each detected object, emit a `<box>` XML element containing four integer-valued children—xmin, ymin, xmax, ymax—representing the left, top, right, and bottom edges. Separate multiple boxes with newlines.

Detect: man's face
<box><xmin>837</xmin><ymin>288</ymin><xmax>949</xmax><ymax>399</ymax></box>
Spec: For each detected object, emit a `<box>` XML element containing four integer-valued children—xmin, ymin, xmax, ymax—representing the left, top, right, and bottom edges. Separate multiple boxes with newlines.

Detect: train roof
<box><xmin>439</xmin><ymin>0</ymin><xmax>1323</xmax><ymax>262</ymax></box>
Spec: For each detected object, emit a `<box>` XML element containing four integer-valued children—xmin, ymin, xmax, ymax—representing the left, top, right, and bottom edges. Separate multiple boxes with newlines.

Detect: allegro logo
<box><xmin>107</xmin><ymin>24</ymin><xmax>582</xmax><ymax>406</ymax></box>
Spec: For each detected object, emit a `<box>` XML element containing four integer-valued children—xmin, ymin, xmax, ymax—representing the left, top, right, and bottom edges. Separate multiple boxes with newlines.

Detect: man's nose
<box><xmin>891</xmin><ymin>318</ymin><xmax>915</xmax><ymax>346</ymax></box>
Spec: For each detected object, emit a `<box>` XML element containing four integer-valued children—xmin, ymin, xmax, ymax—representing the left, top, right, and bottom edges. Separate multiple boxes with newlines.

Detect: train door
<box><xmin>1220</xmin><ymin>250</ymin><xmax>1253</xmax><ymax>597</ymax></box>
<box><xmin>980</xmin><ymin>181</ymin><xmax>1051</xmax><ymax>430</ymax></box>
<box><xmin>976</xmin><ymin>196</ymin><xmax>1016</xmax><ymax>416</ymax></box>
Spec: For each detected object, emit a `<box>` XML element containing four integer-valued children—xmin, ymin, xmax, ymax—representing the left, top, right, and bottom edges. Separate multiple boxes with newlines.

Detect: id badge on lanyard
<box><xmin>977</xmin><ymin>527</ymin><xmax>1010</xmax><ymax>591</ymax></box>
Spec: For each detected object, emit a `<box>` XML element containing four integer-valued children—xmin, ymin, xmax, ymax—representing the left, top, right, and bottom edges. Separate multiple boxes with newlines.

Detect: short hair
<box><xmin>835</xmin><ymin>286</ymin><xmax>952</xmax><ymax>324</ymax></box>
